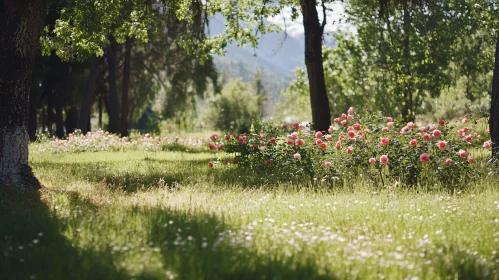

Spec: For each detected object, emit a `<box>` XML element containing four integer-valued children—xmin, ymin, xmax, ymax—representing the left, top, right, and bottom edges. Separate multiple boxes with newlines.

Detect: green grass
<box><xmin>1</xmin><ymin>149</ymin><xmax>499</xmax><ymax>279</ymax></box>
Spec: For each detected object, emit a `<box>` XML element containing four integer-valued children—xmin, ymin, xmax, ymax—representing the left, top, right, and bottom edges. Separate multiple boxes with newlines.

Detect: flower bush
<box><xmin>209</xmin><ymin>107</ymin><xmax>493</xmax><ymax>189</ymax></box>
<box><xmin>35</xmin><ymin>129</ymin><xmax>208</xmax><ymax>153</ymax></box>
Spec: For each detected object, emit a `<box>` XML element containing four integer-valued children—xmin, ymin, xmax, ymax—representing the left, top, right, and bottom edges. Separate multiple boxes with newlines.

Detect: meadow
<box><xmin>1</xmin><ymin>146</ymin><xmax>499</xmax><ymax>279</ymax></box>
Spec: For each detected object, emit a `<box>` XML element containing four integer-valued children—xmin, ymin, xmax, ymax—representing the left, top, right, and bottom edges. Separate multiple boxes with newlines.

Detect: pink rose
<box><xmin>297</xmin><ymin>139</ymin><xmax>305</xmax><ymax>146</ymax></box>
<box><xmin>328</xmin><ymin>126</ymin><xmax>335</xmax><ymax>133</ymax></box>
<box><xmin>320</xmin><ymin>142</ymin><xmax>327</xmax><ymax>150</ymax></box>
<box><xmin>294</xmin><ymin>153</ymin><xmax>301</xmax><ymax>159</ymax></box>
<box><xmin>341</xmin><ymin>113</ymin><xmax>347</xmax><ymax>120</ymax></box>
<box><xmin>387</xmin><ymin>117</ymin><xmax>393</xmax><ymax>122</ymax></box>
<box><xmin>335</xmin><ymin>141</ymin><xmax>341</xmax><ymax>150</ymax></box>
<box><xmin>347</xmin><ymin>107</ymin><xmax>354</xmax><ymax>115</ymax></box>
<box><xmin>346</xmin><ymin>146</ymin><xmax>353</xmax><ymax>154</ymax></box>
<box><xmin>341</xmin><ymin>120</ymin><xmax>347</xmax><ymax>125</ymax></box>
<box><xmin>380</xmin><ymin>155</ymin><xmax>388</xmax><ymax>165</ymax></box>
<box><xmin>423</xmin><ymin>133</ymin><xmax>431</xmax><ymax>141</ymax></box>
<box><xmin>324</xmin><ymin>161</ymin><xmax>332</xmax><ymax>167</ymax></box>
<box><xmin>467</xmin><ymin>156</ymin><xmax>474</xmax><ymax>164</ymax></box>
<box><xmin>353</xmin><ymin>123</ymin><xmax>361</xmax><ymax>130</ymax></box>
<box><xmin>382</xmin><ymin>127</ymin><xmax>389</xmax><ymax>132</ymax></box>
<box><xmin>445</xmin><ymin>158</ymin><xmax>452</xmax><ymax>165</ymax></box>
<box><xmin>347</xmin><ymin>115</ymin><xmax>353</xmax><ymax>121</ymax></box>
<box><xmin>380</xmin><ymin>137</ymin><xmax>389</xmax><ymax>146</ymax></box>
<box><xmin>438</xmin><ymin>120</ymin><xmax>445</xmax><ymax>126</ymax></box>
<box><xmin>387</xmin><ymin>122</ymin><xmax>394</xmax><ymax>128</ymax></box>
<box><xmin>407</xmin><ymin>122</ymin><xmax>415</xmax><ymax>129</ymax></box>
<box><xmin>348</xmin><ymin>131</ymin><xmax>356</xmax><ymax>138</ymax></box>
<box><xmin>369</xmin><ymin>158</ymin><xmax>376</xmax><ymax>164</ymax></box>
<box><xmin>410</xmin><ymin>139</ymin><xmax>417</xmax><ymax>146</ymax></box>
<box><xmin>437</xmin><ymin>141</ymin><xmax>447</xmax><ymax>150</ymax></box>
<box><xmin>325</xmin><ymin>135</ymin><xmax>332</xmax><ymax>141</ymax></box>
<box><xmin>208</xmin><ymin>161</ymin><xmax>214</xmax><ymax>168</ymax></box>
<box><xmin>462</xmin><ymin>118</ymin><xmax>468</xmax><ymax>124</ymax></box>
<box><xmin>270</xmin><ymin>137</ymin><xmax>276</xmax><ymax>143</ymax></box>
<box><xmin>458</xmin><ymin>149</ymin><xmax>467</xmax><ymax>158</ymax></box>
<box><xmin>483</xmin><ymin>141</ymin><xmax>491</xmax><ymax>149</ymax></box>
<box><xmin>433</xmin><ymin>130</ymin><xmax>441</xmax><ymax>138</ymax></box>
<box><xmin>315</xmin><ymin>131</ymin><xmax>323</xmax><ymax>138</ymax></box>
<box><xmin>420</xmin><ymin>153</ymin><xmax>430</xmax><ymax>163</ymax></box>
<box><xmin>334</xmin><ymin>118</ymin><xmax>340</xmax><ymax>124</ymax></box>
<box><xmin>315</xmin><ymin>139</ymin><xmax>323</xmax><ymax>145</ymax></box>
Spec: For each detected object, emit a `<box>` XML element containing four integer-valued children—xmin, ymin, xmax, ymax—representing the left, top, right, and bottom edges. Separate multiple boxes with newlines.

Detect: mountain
<box><xmin>209</xmin><ymin>16</ymin><xmax>307</xmax><ymax>115</ymax></box>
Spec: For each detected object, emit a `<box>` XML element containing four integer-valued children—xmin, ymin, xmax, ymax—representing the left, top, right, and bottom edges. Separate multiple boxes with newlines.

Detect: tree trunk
<box><xmin>300</xmin><ymin>0</ymin><xmax>331</xmax><ymax>131</ymax></box>
<box><xmin>490</xmin><ymin>32</ymin><xmax>499</xmax><ymax>159</ymax></box>
<box><xmin>65</xmin><ymin>106</ymin><xmax>78</xmax><ymax>134</ymax></box>
<box><xmin>107</xmin><ymin>36</ymin><xmax>120</xmax><ymax>134</ymax></box>
<box><xmin>0</xmin><ymin>0</ymin><xmax>47</xmax><ymax>190</ymax></box>
<box><xmin>55</xmin><ymin>102</ymin><xmax>64</xmax><ymax>138</ymax></box>
<box><xmin>401</xmin><ymin>1</ymin><xmax>414</xmax><ymax>122</ymax></box>
<box><xmin>78</xmin><ymin>56</ymin><xmax>100</xmax><ymax>134</ymax></box>
<box><xmin>120</xmin><ymin>37</ymin><xmax>132</xmax><ymax>137</ymax></box>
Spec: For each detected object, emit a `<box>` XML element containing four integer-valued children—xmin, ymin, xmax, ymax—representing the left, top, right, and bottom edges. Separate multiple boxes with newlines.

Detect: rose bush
<box><xmin>209</xmin><ymin>107</ymin><xmax>492</xmax><ymax>189</ymax></box>
<box><xmin>35</xmin><ymin>129</ymin><xmax>208</xmax><ymax>153</ymax></box>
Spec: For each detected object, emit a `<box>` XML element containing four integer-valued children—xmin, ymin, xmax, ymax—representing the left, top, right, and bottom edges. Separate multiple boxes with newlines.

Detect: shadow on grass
<box><xmin>0</xmin><ymin>189</ymin><xmax>126</xmax><ymax>279</ymax></box>
<box><xmin>3</xmin><ymin>189</ymin><xmax>331</xmax><ymax>279</ymax></box>
<box><xmin>31</xmin><ymin>160</ymin><xmax>196</xmax><ymax>193</ymax></box>
<box><xmin>31</xmin><ymin>158</ymin><xmax>298</xmax><ymax>193</ymax></box>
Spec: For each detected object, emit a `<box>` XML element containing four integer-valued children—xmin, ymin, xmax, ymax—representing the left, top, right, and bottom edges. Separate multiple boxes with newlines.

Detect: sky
<box><xmin>266</xmin><ymin>2</ymin><xmax>354</xmax><ymax>40</ymax></box>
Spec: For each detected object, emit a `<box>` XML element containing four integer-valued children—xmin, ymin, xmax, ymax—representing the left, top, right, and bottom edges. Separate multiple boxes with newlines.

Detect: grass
<box><xmin>1</xmin><ymin>149</ymin><xmax>499</xmax><ymax>279</ymax></box>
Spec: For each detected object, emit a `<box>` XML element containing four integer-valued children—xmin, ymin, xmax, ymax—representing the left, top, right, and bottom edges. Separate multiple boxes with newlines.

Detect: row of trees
<box><xmin>1</xmin><ymin>0</ymin><xmax>499</xmax><ymax>190</ymax></box>
<box><xmin>29</xmin><ymin>0</ymin><xmax>218</xmax><ymax>139</ymax></box>
<box><xmin>277</xmin><ymin>0</ymin><xmax>498</xmax><ymax>153</ymax></box>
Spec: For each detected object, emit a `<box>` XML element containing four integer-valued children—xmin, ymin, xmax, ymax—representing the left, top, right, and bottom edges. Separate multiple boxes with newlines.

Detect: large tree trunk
<box><xmin>490</xmin><ymin>32</ymin><xmax>499</xmax><ymax>159</ymax></box>
<box><xmin>107</xmin><ymin>36</ymin><xmax>120</xmax><ymax>134</ymax></box>
<box><xmin>77</xmin><ymin>56</ymin><xmax>100</xmax><ymax>134</ymax></box>
<box><xmin>120</xmin><ymin>37</ymin><xmax>132</xmax><ymax>137</ymax></box>
<box><xmin>55</xmin><ymin>101</ymin><xmax>64</xmax><ymax>138</ymax></box>
<box><xmin>300</xmin><ymin>0</ymin><xmax>331</xmax><ymax>132</ymax></box>
<box><xmin>401</xmin><ymin>1</ymin><xmax>414</xmax><ymax>122</ymax></box>
<box><xmin>0</xmin><ymin>0</ymin><xmax>47</xmax><ymax>190</ymax></box>
<box><xmin>65</xmin><ymin>106</ymin><xmax>78</xmax><ymax>134</ymax></box>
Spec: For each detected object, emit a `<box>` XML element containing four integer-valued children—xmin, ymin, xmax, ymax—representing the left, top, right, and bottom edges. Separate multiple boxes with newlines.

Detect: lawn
<box><xmin>1</xmin><ymin>149</ymin><xmax>498</xmax><ymax>279</ymax></box>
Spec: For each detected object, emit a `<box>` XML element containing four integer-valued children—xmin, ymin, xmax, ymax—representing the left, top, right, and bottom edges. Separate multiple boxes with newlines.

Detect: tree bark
<box><xmin>0</xmin><ymin>0</ymin><xmax>47</xmax><ymax>190</ymax></box>
<box><xmin>77</xmin><ymin>56</ymin><xmax>100</xmax><ymax>134</ymax></box>
<box><xmin>401</xmin><ymin>1</ymin><xmax>414</xmax><ymax>122</ymax></box>
<box><xmin>107</xmin><ymin>36</ymin><xmax>120</xmax><ymax>134</ymax></box>
<box><xmin>490</xmin><ymin>32</ymin><xmax>499</xmax><ymax>159</ymax></box>
<box><xmin>300</xmin><ymin>0</ymin><xmax>331</xmax><ymax>131</ymax></box>
<box><xmin>65</xmin><ymin>106</ymin><xmax>78</xmax><ymax>134</ymax></box>
<box><xmin>55</xmin><ymin>101</ymin><xmax>64</xmax><ymax>138</ymax></box>
<box><xmin>120</xmin><ymin>37</ymin><xmax>132</xmax><ymax>137</ymax></box>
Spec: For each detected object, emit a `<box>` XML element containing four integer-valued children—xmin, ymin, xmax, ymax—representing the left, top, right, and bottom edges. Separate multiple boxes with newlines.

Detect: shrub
<box><xmin>209</xmin><ymin>107</ymin><xmax>492</xmax><ymax>189</ymax></box>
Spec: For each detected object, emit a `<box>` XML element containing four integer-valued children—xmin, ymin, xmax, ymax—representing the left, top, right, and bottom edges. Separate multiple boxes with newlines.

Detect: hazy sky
<box><xmin>266</xmin><ymin>3</ymin><xmax>354</xmax><ymax>39</ymax></box>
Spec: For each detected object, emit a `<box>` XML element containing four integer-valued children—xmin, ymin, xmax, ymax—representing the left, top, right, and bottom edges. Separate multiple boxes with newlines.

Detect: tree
<box><xmin>0</xmin><ymin>0</ymin><xmax>48</xmax><ymax>190</ymax></box>
<box><xmin>300</xmin><ymin>0</ymin><xmax>332</xmax><ymax>131</ymax></box>
<box><xmin>204</xmin><ymin>79</ymin><xmax>262</xmax><ymax>132</ymax></box>
<box><xmin>203</xmin><ymin>0</ymin><xmax>335</xmax><ymax>131</ymax></box>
